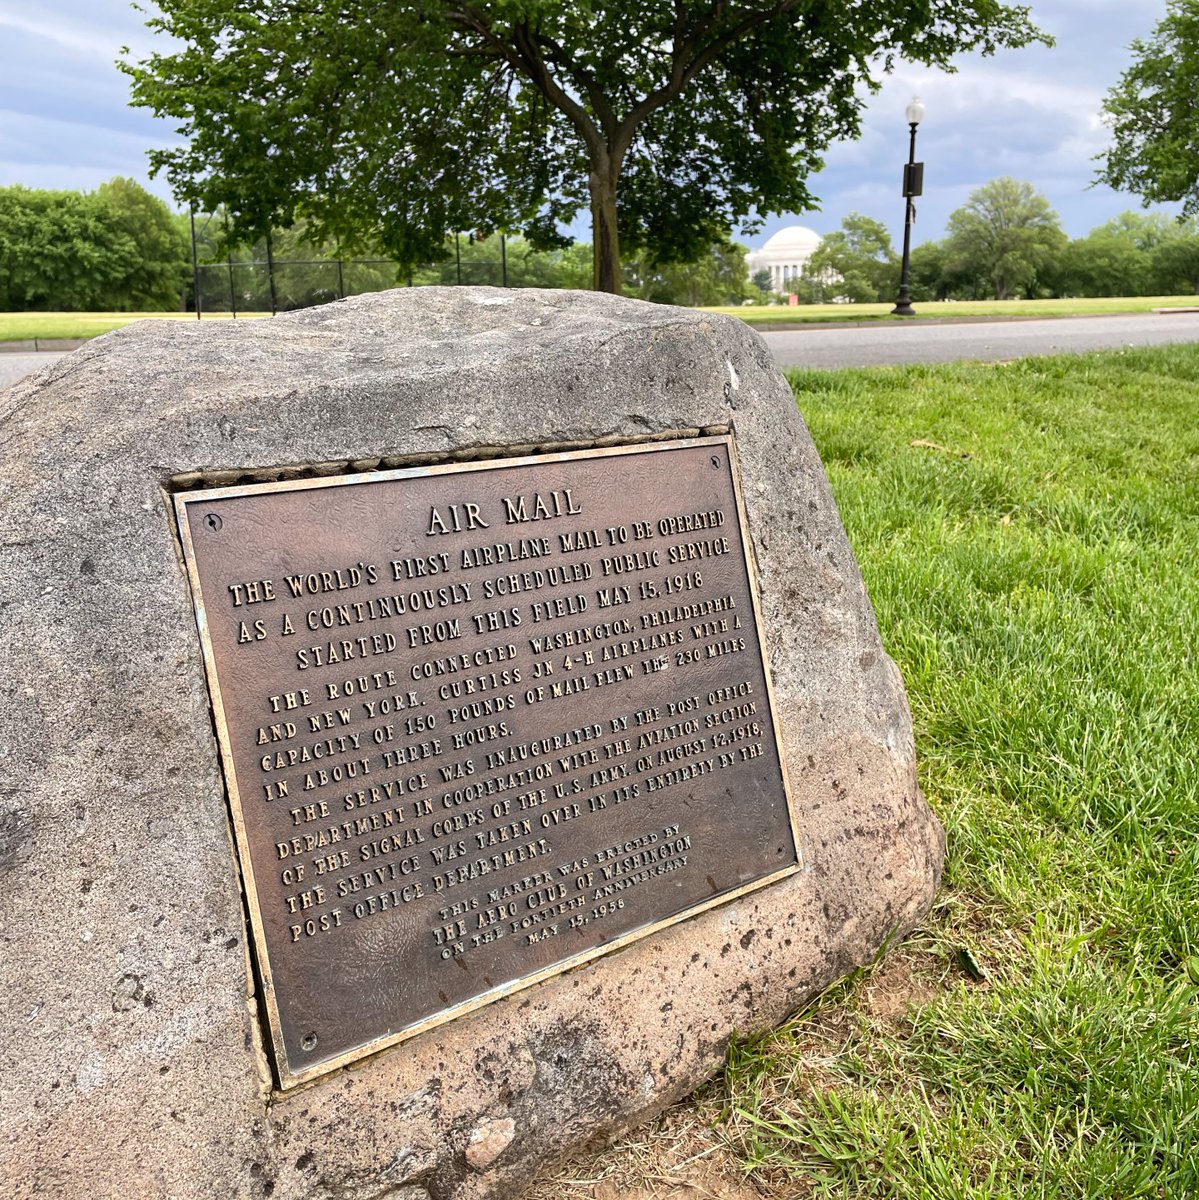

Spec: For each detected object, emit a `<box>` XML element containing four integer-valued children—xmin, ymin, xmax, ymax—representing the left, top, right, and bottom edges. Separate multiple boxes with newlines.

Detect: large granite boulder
<box><xmin>0</xmin><ymin>289</ymin><xmax>941</xmax><ymax>1199</ymax></box>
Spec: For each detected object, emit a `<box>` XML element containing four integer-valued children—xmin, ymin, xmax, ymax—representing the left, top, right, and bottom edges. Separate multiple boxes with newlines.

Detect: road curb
<box><xmin>0</xmin><ymin>338</ymin><xmax>87</xmax><ymax>353</ymax></box>
<box><xmin>745</xmin><ymin>312</ymin><xmax>1165</xmax><ymax>333</ymax></box>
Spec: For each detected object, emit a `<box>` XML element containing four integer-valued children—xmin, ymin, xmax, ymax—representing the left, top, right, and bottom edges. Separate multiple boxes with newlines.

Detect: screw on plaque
<box><xmin>204</xmin><ymin>513</ymin><xmax>223</xmax><ymax>532</ymax></box>
<box><xmin>710</xmin><ymin>455</ymin><xmax>721</xmax><ymax>468</ymax></box>
<box><xmin>301</xmin><ymin>1033</ymin><xmax>318</xmax><ymax>1052</ymax></box>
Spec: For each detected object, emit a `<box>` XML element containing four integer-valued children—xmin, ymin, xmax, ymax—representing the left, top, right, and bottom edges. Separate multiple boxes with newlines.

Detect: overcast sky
<box><xmin>0</xmin><ymin>1</ymin><xmax>1177</xmax><ymax>249</ymax></box>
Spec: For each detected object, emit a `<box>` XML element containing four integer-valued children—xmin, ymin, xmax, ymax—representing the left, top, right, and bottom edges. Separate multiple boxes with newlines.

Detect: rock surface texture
<box><xmin>0</xmin><ymin>289</ymin><xmax>943</xmax><ymax>1199</ymax></box>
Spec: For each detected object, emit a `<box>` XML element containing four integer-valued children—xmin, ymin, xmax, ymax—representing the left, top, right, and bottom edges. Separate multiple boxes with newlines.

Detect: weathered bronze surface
<box><xmin>175</xmin><ymin>436</ymin><xmax>800</xmax><ymax>1088</ymax></box>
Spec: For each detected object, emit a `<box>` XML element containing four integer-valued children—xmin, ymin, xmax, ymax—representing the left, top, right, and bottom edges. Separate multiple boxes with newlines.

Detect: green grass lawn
<box><xmin>0</xmin><ymin>311</ymin><xmax>269</xmax><ymax>342</ymax></box>
<box><xmin>716</xmin><ymin>346</ymin><xmax>1199</xmax><ymax>1197</ymax></box>
<box><xmin>706</xmin><ymin>295</ymin><xmax>1199</xmax><ymax>325</ymax></box>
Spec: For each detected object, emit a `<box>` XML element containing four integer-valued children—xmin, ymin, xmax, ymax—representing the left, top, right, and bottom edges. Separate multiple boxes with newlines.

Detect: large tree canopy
<box><xmin>1098</xmin><ymin>1</ymin><xmax>1199</xmax><ymax>217</ymax></box>
<box><xmin>802</xmin><ymin>212</ymin><xmax>896</xmax><ymax>302</ymax></box>
<box><xmin>945</xmin><ymin>178</ymin><xmax>1065</xmax><ymax>300</ymax></box>
<box><xmin>123</xmin><ymin>1</ymin><xmax>1043</xmax><ymax>293</ymax></box>
<box><xmin>0</xmin><ymin>179</ymin><xmax>187</xmax><ymax>311</ymax></box>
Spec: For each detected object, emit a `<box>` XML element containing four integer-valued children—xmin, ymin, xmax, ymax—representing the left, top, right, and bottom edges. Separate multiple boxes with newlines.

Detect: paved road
<box><xmin>0</xmin><ymin>353</ymin><xmax>63</xmax><ymax>389</ymax></box>
<box><xmin>4</xmin><ymin>312</ymin><xmax>1199</xmax><ymax>389</ymax></box>
<box><xmin>761</xmin><ymin>311</ymin><xmax>1199</xmax><ymax>368</ymax></box>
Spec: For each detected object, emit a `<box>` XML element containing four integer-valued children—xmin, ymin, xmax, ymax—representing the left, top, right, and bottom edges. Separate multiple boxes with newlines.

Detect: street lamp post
<box><xmin>892</xmin><ymin>96</ymin><xmax>925</xmax><ymax>317</ymax></box>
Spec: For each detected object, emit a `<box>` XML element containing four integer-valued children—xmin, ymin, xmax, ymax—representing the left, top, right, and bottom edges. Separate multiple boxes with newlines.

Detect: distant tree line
<box><xmin>6</xmin><ymin>172</ymin><xmax>1199</xmax><ymax>313</ymax></box>
<box><xmin>0</xmin><ymin>178</ymin><xmax>757</xmax><ymax>312</ymax></box>
<box><xmin>788</xmin><ymin>178</ymin><xmax>1199</xmax><ymax>305</ymax></box>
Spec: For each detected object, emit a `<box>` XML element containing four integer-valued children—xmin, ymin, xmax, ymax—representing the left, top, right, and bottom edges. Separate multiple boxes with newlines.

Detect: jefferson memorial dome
<box><xmin>745</xmin><ymin>225</ymin><xmax>823</xmax><ymax>291</ymax></box>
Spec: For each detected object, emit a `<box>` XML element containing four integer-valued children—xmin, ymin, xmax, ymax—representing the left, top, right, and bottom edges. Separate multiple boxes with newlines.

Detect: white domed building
<box><xmin>745</xmin><ymin>225</ymin><xmax>823</xmax><ymax>292</ymax></box>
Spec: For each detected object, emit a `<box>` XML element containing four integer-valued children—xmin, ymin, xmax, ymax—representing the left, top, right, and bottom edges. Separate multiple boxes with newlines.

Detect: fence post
<box><xmin>189</xmin><ymin>207</ymin><xmax>202</xmax><ymax>319</ymax></box>
<box><xmin>265</xmin><ymin>231</ymin><xmax>278</xmax><ymax>315</ymax></box>
<box><xmin>337</xmin><ymin>259</ymin><xmax>345</xmax><ymax>300</ymax></box>
<box><xmin>501</xmin><ymin>234</ymin><xmax>507</xmax><ymax>287</ymax></box>
<box><xmin>224</xmin><ymin>212</ymin><xmax>237</xmax><ymax>319</ymax></box>
<box><xmin>455</xmin><ymin>233</ymin><xmax>462</xmax><ymax>286</ymax></box>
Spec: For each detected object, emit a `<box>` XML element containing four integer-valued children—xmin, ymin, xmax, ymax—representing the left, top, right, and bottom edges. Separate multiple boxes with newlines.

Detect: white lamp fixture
<box><xmin>905</xmin><ymin>95</ymin><xmax>925</xmax><ymax>126</ymax></box>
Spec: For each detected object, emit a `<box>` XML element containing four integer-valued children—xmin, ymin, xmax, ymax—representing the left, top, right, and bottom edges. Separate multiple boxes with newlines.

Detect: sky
<box><xmin>0</xmin><ymin>0</ymin><xmax>1179</xmax><ymax>250</ymax></box>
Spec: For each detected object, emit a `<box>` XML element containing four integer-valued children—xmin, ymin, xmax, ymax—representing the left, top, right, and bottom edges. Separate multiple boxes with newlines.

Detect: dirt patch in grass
<box><xmin>857</xmin><ymin>947</ymin><xmax>944</xmax><ymax>1024</ymax></box>
<box><xmin>523</xmin><ymin>1100</ymin><xmax>775</xmax><ymax>1200</ymax></box>
<box><xmin>524</xmin><ymin>936</ymin><xmax>952</xmax><ymax>1200</ymax></box>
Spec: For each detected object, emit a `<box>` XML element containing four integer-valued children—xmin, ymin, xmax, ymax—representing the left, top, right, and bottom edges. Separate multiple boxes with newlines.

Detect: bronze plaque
<box><xmin>175</xmin><ymin>435</ymin><xmax>800</xmax><ymax>1088</ymax></box>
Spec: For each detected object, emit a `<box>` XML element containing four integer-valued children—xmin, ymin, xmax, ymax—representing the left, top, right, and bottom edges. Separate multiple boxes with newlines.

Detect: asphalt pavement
<box><xmin>0</xmin><ymin>353</ymin><xmax>60</xmax><ymax>389</ymax></box>
<box><xmin>4</xmin><ymin>312</ymin><xmax>1199</xmax><ymax>389</ymax></box>
<box><xmin>760</xmin><ymin>310</ymin><xmax>1199</xmax><ymax>369</ymax></box>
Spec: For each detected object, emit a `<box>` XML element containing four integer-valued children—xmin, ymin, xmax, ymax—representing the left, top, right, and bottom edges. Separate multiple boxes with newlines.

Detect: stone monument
<box><xmin>0</xmin><ymin>288</ymin><xmax>942</xmax><ymax>1199</ymax></box>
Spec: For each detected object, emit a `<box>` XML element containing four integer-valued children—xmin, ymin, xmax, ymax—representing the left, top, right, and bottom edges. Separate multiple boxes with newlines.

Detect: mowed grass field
<box><xmin>0</xmin><ymin>311</ymin><xmax>270</xmax><ymax>342</ymax></box>
<box><xmin>534</xmin><ymin>345</ymin><xmax>1199</xmax><ymax>1199</ymax></box>
<box><xmin>720</xmin><ymin>347</ymin><xmax>1199</xmax><ymax>1197</ymax></box>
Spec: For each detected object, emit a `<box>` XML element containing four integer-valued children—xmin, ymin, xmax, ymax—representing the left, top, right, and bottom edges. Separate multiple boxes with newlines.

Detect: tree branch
<box><xmin>614</xmin><ymin>0</ymin><xmax>805</xmax><ymax>160</ymax></box>
<box><xmin>447</xmin><ymin>7</ymin><xmax>605</xmax><ymax>157</ymax></box>
<box><xmin>510</xmin><ymin>20</ymin><xmax>606</xmax><ymax>157</ymax></box>
<box><xmin>529</xmin><ymin>30</ymin><xmax>619</xmax><ymax>142</ymax></box>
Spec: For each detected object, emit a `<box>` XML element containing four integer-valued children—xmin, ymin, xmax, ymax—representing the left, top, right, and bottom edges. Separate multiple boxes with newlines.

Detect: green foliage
<box><xmin>1049</xmin><ymin>212</ymin><xmax>1177</xmax><ymax>298</ymax></box>
<box><xmin>1041</xmin><ymin>213</ymin><xmax>1199</xmax><ymax>298</ymax></box>
<box><xmin>912</xmin><ymin>207</ymin><xmax>1195</xmax><ymax>300</ymax></box>
<box><xmin>0</xmin><ymin>179</ymin><xmax>187</xmax><ymax>311</ymax></box>
<box><xmin>97</xmin><ymin>177</ymin><xmax>190</xmax><ymax>308</ymax></box>
<box><xmin>1150</xmin><ymin>223</ymin><xmax>1199</xmax><ymax>293</ymax></box>
<box><xmin>1055</xmin><ymin>228</ymin><xmax>1152</xmax><ymax>299</ymax></box>
<box><xmin>413</xmin><ymin>233</ymin><xmax>591</xmax><ymax>289</ymax></box>
<box><xmin>802</xmin><ymin>212</ymin><xmax>897</xmax><ymax>302</ymax></box>
<box><xmin>1099</xmin><ymin>0</ymin><xmax>1199</xmax><ymax>216</ymax></box>
<box><xmin>907</xmin><ymin>240</ymin><xmax>956</xmax><ymax>300</ymax></box>
<box><xmin>122</xmin><ymin>0</ymin><xmax>1044</xmax><ymax>292</ymax></box>
<box><xmin>1092</xmin><ymin>209</ymin><xmax>1179</xmax><ymax>254</ymax></box>
<box><xmin>945</xmin><ymin>177</ymin><xmax>1066</xmax><ymax>299</ymax></box>
<box><xmin>183</xmin><ymin>214</ymin><xmax>404</xmax><ymax>311</ymax></box>
<box><xmin>624</xmin><ymin>237</ymin><xmax>752</xmax><ymax>307</ymax></box>
<box><xmin>750</xmin><ymin>267</ymin><xmax>774</xmax><ymax>298</ymax></box>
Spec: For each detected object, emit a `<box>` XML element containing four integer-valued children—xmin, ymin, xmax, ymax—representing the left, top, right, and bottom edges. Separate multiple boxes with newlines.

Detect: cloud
<box><xmin>742</xmin><ymin>0</ymin><xmax>1177</xmax><ymax>247</ymax></box>
<box><xmin>0</xmin><ymin>0</ymin><xmax>164</xmax><ymax>58</ymax></box>
<box><xmin>0</xmin><ymin>110</ymin><xmax>180</xmax><ymax>202</ymax></box>
<box><xmin>0</xmin><ymin>0</ymin><xmax>1181</xmax><ymax>241</ymax></box>
<box><xmin>0</xmin><ymin>1</ymin><xmax>181</xmax><ymax>202</ymax></box>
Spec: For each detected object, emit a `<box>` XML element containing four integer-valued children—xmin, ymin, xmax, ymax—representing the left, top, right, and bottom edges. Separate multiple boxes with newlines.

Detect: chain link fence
<box><xmin>189</xmin><ymin>216</ymin><xmax>515</xmax><ymax>315</ymax></box>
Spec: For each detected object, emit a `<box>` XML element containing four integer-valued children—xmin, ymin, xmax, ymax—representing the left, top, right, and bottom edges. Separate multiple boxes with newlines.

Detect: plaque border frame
<box><xmin>174</xmin><ymin>433</ymin><xmax>803</xmax><ymax>1090</ymax></box>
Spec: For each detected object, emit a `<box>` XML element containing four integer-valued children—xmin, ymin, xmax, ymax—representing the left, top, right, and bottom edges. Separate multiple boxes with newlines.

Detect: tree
<box><xmin>0</xmin><ymin>186</ymin><xmax>133</xmax><ymax>310</ymax></box>
<box><xmin>908</xmin><ymin>240</ymin><xmax>955</xmax><ymax>300</ymax></box>
<box><xmin>945</xmin><ymin>178</ymin><xmax>1066</xmax><ymax>300</ymax></box>
<box><xmin>1052</xmin><ymin>229</ymin><xmax>1147</xmax><ymax>298</ymax></box>
<box><xmin>184</xmin><ymin>216</ymin><xmax>405</xmax><ymax>312</ymax></box>
<box><xmin>122</xmin><ymin>1</ymin><xmax>1044</xmax><ymax>294</ymax></box>
<box><xmin>1098</xmin><ymin>1</ymin><xmax>1199</xmax><ymax>216</ymax></box>
<box><xmin>1150</xmin><ymin>221</ymin><xmax>1199</xmax><ymax>293</ymax></box>
<box><xmin>0</xmin><ymin>181</ymin><xmax>190</xmax><ymax>311</ymax></box>
<box><xmin>97</xmin><ymin>178</ymin><xmax>190</xmax><ymax>309</ymax></box>
<box><xmin>801</xmin><ymin>212</ymin><xmax>896</xmax><ymax>302</ymax></box>
<box><xmin>1043</xmin><ymin>213</ymin><xmax>1186</xmax><ymax>298</ymax></box>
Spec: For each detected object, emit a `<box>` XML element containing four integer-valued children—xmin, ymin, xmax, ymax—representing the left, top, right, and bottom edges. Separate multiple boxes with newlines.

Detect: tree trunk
<box><xmin>589</xmin><ymin>163</ymin><xmax>621</xmax><ymax>294</ymax></box>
